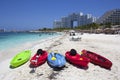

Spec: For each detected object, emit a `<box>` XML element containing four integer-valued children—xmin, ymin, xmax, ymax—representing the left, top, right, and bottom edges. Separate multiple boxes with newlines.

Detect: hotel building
<box><xmin>97</xmin><ymin>9</ymin><xmax>120</xmax><ymax>25</ymax></box>
<box><xmin>53</xmin><ymin>12</ymin><xmax>97</xmax><ymax>28</ymax></box>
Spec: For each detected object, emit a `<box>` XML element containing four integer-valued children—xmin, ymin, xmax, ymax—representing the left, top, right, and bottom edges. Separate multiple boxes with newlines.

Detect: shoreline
<box><xmin>0</xmin><ymin>33</ymin><xmax>120</xmax><ymax>80</ymax></box>
<box><xmin>0</xmin><ymin>33</ymin><xmax>65</xmax><ymax>74</ymax></box>
<box><xmin>0</xmin><ymin>33</ymin><xmax>62</xmax><ymax>62</ymax></box>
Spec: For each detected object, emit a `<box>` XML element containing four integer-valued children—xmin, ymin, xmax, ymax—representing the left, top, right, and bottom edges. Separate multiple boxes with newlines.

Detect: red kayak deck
<box><xmin>65</xmin><ymin>51</ymin><xmax>90</xmax><ymax>68</ymax></box>
<box><xmin>30</xmin><ymin>51</ymin><xmax>48</xmax><ymax>67</ymax></box>
<box><xmin>81</xmin><ymin>49</ymin><xmax>112</xmax><ymax>69</ymax></box>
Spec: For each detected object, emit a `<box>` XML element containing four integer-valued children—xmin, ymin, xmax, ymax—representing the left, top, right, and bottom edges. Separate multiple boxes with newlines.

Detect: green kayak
<box><xmin>10</xmin><ymin>50</ymin><xmax>31</xmax><ymax>68</ymax></box>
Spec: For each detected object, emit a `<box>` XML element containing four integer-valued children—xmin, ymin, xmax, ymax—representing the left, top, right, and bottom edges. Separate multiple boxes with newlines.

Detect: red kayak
<box><xmin>65</xmin><ymin>51</ymin><xmax>90</xmax><ymax>68</ymax></box>
<box><xmin>81</xmin><ymin>49</ymin><xmax>112</xmax><ymax>69</ymax></box>
<box><xmin>30</xmin><ymin>49</ymin><xmax>48</xmax><ymax>67</ymax></box>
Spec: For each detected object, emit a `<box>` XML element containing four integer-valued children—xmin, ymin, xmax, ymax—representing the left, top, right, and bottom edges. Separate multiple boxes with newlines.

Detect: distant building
<box><xmin>0</xmin><ymin>29</ymin><xmax>5</xmax><ymax>32</ymax></box>
<box><xmin>53</xmin><ymin>12</ymin><xmax>97</xmax><ymax>28</ymax></box>
<box><xmin>97</xmin><ymin>9</ymin><xmax>120</xmax><ymax>25</ymax></box>
<box><xmin>53</xmin><ymin>20</ymin><xmax>62</xmax><ymax>28</ymax></box>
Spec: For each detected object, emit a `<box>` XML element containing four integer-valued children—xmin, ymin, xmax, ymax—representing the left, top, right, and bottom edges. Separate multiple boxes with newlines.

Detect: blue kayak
<box><xmin>47</xmin><ymin>52</ymin><xmax>66</xmax><ymax>68</ymax></box>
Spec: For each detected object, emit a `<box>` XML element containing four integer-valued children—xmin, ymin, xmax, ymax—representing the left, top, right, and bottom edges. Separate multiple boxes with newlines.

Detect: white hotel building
<box><xmin>53</xmin><ymin>12</ymin><xmax>97</xmax><ymax>28</ymax></box>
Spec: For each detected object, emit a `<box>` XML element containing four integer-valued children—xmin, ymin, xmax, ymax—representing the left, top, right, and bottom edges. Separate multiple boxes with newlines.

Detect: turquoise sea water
<box><xmin>0</xmin><ymin>32</ymin><xmax>59</xmax><ymax>51</ymax></box>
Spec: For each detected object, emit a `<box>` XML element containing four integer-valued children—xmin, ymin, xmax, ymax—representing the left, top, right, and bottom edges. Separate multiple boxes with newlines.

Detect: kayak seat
<box><xmin>70</xmin><ymin>49</ymin><xmax>77</xmax><ymax>56</ymax></box>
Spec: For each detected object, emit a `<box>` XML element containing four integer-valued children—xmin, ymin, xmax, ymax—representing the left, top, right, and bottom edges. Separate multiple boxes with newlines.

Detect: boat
<box><xmin>30</xmin><ymin>49</ymin><xmax>48</xmax><ymax>67</ymax></box>
<box><xmin>47</xmin><ymin>51</ymin><xmax>66</xmax><ymax>68</ymax></box>
<box><xmin>65</xmin><ymin>49</ymin><xmax>90</xmax><ymax>68</ymax></box>
<box><xmin>81</xmin><ymin>49</ymin><xmax>112</xmax><ymax>69</ymax></box>
<box><xmin>10</xmin><ymin>50</ymin><xmax>31</xmax><ymax>68</ymax></box>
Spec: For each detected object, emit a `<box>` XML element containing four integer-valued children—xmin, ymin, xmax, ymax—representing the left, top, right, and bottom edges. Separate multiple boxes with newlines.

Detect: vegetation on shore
<box><xmin>38</xmin><ymin>22</ymin><xmax>120</xmax><ymax>34</ymax></box>
<box><xmin>39</xmin><ymin>22</ymin><xmax>113</xmax><ymax>31</ymax></box>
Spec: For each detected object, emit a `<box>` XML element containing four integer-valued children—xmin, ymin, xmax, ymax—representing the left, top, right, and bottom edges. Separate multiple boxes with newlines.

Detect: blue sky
<box><xmin>0</xmin><ymin>0</ymin><xmax>120</xmax><ymax>31</ymax></box>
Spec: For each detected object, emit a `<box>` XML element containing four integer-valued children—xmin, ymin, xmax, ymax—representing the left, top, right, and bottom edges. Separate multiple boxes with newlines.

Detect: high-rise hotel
<box><xmin>53</xmin><ymin>9</ymin><xmax>120</xmax><ymax>28</ymax></box>
<box><xmin>53</xmin><ymin>12</ymin><xmax>97</xmax><ymax>28</ymax></box>
<box><xmin>96</xmin><ymin>9</ymin><xmax>120</xmax><ymax>25</ymax></box>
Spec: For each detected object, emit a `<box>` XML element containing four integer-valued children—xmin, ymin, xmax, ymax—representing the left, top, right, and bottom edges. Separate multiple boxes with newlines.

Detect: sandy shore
<box><xmin>0</xmin><ymin>33</ymin><xmax>120</xmax><ymax>80</ymax></box>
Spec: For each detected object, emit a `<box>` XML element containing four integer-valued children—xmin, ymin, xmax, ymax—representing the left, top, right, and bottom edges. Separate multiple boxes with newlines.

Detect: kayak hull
<box><xmin>10</xmin><ymin>50</ymin><xmax>31</xmax><ymax>68</ymax></box>
<box><xmin>81</xmin><ymin>49</ymin><xmax>112</xmax><ymax>69</ymax></box>
<box><xmin>47</xmin><ymin>52</ymin><xmax>66</xmax><ymax>68</ymax></box>
<box><xmin>65</xmin><ymin>51</ymin><xmax>90</xmax><ymax>68</ymax></box>
<box><xmin>30</xmin><ymin>50</ymin><xmax>48</xmax><ymax>67</ymax></box>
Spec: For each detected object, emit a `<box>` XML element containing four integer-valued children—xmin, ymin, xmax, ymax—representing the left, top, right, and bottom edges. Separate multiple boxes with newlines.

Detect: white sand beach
<box><xmin>0</xmin><ymin>33</ymin><xmax>120</xmax><ymax>80</ymax></box>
